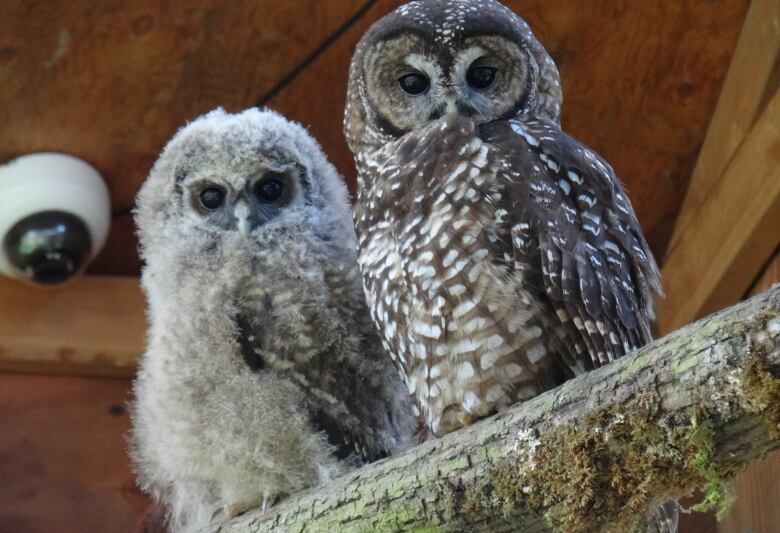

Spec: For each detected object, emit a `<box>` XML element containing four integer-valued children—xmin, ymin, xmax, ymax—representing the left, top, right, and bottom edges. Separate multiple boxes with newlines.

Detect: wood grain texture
<box><xmin>512</xmin><ymin>0</ymin><xmax>748</xmax><ymax>263</ymax></box>
<box><xmin>750</xmin><ymin>249</ymin><xmax>780</xmax><ymax>297</ymax></box>
<box><xmin>0</xmin><ymin>374</ymin><xmax>149</xmax><ymax>533</ymax></box>
<box><xmin>668</xmin><ymin>0</ymin><xmax>780</xmax><ymax>255</ymax></box>
<box><xmin>718</xmin><ymin>451</ymin><xmax>780</xmax><ymax>533</ymax></box>
<box><xmin>0</xmin><ymin>275</ymin><xmax>144</xmax><ymax>377</ymax></box>
<box><xmin>0</xmin><ymin>0</ymin><xmax>367</xmax><ymax>276</ymax></box>
<box><xmin>0</xmin><ymin>0</ymin><xmax>748</xmax><ymax>276</ymax></box>
<box><xmin>680</xmin><ymin>492</ymin><xmax>718</xmax><ymax>533</ymax></box>
<box><xmin>658</xmin><ymin>89</ymin><xmax>780</xmax><ymax>335</ymax></box>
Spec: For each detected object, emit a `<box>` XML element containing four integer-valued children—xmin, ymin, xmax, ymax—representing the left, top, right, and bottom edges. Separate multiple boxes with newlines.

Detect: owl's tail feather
<box><xmin>646</xmin><ymin>500</ymin><xmax>679</xmax><ymax>533</ymax></box>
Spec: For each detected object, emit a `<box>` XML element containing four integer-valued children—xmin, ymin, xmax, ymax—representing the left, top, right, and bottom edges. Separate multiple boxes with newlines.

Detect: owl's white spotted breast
<box><xmin>354</xmin><ymin>109</ymin><xmax>660</xmax><ymax>438</ymax></box>
<box><xmin>355</xmin><ymin>118</ymin><xmax>557</xmax><ymax>436</ymax></box>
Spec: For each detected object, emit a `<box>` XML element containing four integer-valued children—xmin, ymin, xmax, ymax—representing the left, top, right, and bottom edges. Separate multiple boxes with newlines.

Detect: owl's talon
<box><xmin>262</xmin><ymin>493</ymin><xmax>278</xmax><ymax>513</ymax></box>
<box><xmin>458</xmin><ymin>412</ymin><xmax>474</xmax><ymax>427</ymax></box>
<box><xmin>223</xmin><ymin>501</ymin><xmax>257</xmax><ymax>519</ymax></box>
<box><xmin>222</xmin><ymin>493</ymin><xmax>278</xmax><ymax>518</ymax></box>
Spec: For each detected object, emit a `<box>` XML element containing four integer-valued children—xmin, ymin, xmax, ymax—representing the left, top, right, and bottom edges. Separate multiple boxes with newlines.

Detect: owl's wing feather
<box><xmin>235</xmin><ymin>312</ymin><xmax>384</xmax><ymax>464</ymax></box>
<box><xmin>481</xmin><ymin>115</ymin><xmax>661</xmax><ymax>370</ymax></box>
<box><xmin>308</xmin><ymin>405</ymin><xmax>389</xmax><ymax>465</ymax></box>
<box><xmin>236</xmin><ymin>315</ymin><xmax>266</xmax><ymax>371</ymax></box>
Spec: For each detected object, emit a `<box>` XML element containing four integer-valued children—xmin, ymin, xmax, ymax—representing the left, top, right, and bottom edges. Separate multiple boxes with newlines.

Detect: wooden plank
<box><xmin>668</xmin><ymin>0</ymin><xmax>780</xmax><ymax>254</ymax></box>
<box><xmin>718</xmin><ymin>452</ymin><xmax>780</xmax><ymax>533</ymax></box>
<box><xmin>0</xmin><ymin>373</ymin><xmax>149</xmax><ymax>533</ymax></box>
<box><xmin>0</xmin><ymin>275</ymin><xmax>144</xmax><ymax>377</ymax></box>
<box><xmin>679</xmin><ymin>492</ymin><xmax>718</xmax><ymax>533</ymax></box>
<box><xmin>748</xmin><ymin>248</ymin><xmax>780</xmax><ymax>296</ymax></box>
<box><xmin>658</xmin><ymin>89</ymin><xmax>780</xmax><ymax>334</ymax></box>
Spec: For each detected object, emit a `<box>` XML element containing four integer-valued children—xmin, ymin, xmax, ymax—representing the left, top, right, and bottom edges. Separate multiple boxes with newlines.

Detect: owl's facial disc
<box><xmin>364</xmin><ymin>33</ymin><xmax>534</xmax><ymax>135</ymax></box>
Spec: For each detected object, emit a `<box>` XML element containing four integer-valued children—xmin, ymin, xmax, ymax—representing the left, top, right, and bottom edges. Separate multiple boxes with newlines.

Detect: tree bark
<box><xmin>216</xmin><ymin>286</ymin><xmax>780</xmax><ymax>533</ymax></box>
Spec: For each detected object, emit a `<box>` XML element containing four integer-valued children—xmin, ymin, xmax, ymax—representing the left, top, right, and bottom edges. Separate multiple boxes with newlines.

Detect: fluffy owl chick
<box><xmin>131</xmin><ymin>108</ymin><xmax>415</xmax><ymax>533</ymax></box>
<box><xmin>344</xmin><ymin>0</ymin><xmax>662</xmax><ymax>437</ymax></box>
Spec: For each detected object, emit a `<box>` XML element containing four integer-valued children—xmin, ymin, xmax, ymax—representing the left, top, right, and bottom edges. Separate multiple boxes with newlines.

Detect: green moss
<box><xmin>738</xmin><ymin>350</ymin><xmax>780</xmax><ymax>438</ymax></box>
<box><xmin>687</xmin><ymin>415</ymin><xmax>734</xmax><ymax>519</ymax></box>
<box><xmin>442</xmin><ymin>387</ymin><xmax>743</xmax><ymax>533</ymax></box>
<box><xmin>424</xmin><ymin>332</ymin><xmax>780</xmax><ymax>532</ymax></box>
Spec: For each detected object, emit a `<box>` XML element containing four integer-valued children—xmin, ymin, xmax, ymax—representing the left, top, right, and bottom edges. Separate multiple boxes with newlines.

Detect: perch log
<box><xmin>217</xmin><ymin>286</ymin><xmax>780</xmax><ymax>533</ymax></box>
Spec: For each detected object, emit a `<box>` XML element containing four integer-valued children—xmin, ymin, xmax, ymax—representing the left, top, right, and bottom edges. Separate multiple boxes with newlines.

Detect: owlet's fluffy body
<box><xmin>131</xmin><ymin>108</ymin><xmax>415</xmax><ymax>533</ymax></box>
<box><xmin>345</xmin><ymin>0</ymin><xmax>662</xmax><ymax>438</ymax></box>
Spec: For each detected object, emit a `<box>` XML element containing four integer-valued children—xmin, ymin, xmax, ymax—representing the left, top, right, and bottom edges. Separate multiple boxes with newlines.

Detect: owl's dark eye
<box><xmin>199</xmin><ymin>186</ymin><xmax>225</xmax><ymax>210</ymax></box>
<box><xmin>255</xmin><ymin>177</ymin><xmax>284</xmax><ymax>202</ymax></box>
<box><xmin>398</xmin><ymin>73</ymin><xmax>430</xmax><ymax>95</ymax></box>
<box><xmin>466</xmin><ymin>66</ymin><xmax>497</xmax><ymax>89</ymax></box>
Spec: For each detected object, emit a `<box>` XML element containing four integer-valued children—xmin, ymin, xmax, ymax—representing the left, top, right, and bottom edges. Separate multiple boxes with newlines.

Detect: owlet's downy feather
<box><xmin>344</xmin><ymin>0</ymin><xmax>675</xmax><ymax>530</ymax></box>
<box><xmin>131</xmin><ymin>108</ymin><xmax>415</xmax><ymax>533</ymax></box>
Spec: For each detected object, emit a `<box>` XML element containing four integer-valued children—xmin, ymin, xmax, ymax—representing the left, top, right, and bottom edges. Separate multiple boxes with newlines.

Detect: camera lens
<box><xmin>3</xmin><ymin>211</ymin><xmax>92</xmax><ymax>285</ymax></box>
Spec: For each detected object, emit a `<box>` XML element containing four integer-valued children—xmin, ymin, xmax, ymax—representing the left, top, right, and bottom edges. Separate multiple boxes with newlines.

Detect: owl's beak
<box><xmin>234</xmin><ymin>199</ymin><xmax>252</xmax><ymax>237</ymax></box>
<box><xmin>444</xmin><ymin>98</ymin><xmax>458</xmax><ymax>115</ymax></box>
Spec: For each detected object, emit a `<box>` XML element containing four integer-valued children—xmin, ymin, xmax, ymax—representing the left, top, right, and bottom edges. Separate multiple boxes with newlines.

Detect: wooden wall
<box><xmin>0</xmin><ymin>374</ymin><xmax>148</xmax><ymax>532</ymax></box>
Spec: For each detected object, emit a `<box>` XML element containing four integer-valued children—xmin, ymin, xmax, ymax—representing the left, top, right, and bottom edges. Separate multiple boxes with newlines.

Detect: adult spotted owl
<box><xmin>131</xmin><ymin>108</ymin><xmax>414</xmax><ymax>532</ymax></box>
<box><xmin>344</xmin><ymin>0</ymin><xmax>662</xmax><ymax>438</ymax></box>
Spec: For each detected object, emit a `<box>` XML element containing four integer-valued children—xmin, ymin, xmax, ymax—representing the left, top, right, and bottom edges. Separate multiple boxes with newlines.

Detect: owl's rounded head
<box><xmin>344</xmin><ymin>0</ymin><xmax>562</xmax><ymax>153</ymax></box>
<box><xmin>136</xmin><ymin>108</ymin><xmax>354</xmax><ymax>253</ymax></box>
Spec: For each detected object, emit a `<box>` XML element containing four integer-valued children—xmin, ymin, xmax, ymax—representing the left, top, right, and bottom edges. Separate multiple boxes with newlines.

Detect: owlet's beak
<box><xmin>444</xmin><ymin>97</ymin><xmax>458</xmax><ymax>115</ymax></box>
<box><xmin>234</xmin><ymin>199</ymin><xmax>252</xmax><ymax>237</ymax></box>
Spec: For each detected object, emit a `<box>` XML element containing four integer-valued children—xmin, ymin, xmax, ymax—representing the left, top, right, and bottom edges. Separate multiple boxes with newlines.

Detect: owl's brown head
<box><xmin>344</xmin><ymin>0</ymin><xmax>562</xmax><ymax>154</ymax></box>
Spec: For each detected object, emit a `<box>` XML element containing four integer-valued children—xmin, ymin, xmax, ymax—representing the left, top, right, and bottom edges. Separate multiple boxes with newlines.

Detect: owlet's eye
<box><xmin>199</xmin><ymin>186</ymin><xmax>225</xmax><ymax>210</ymax></box>
<box><xmin>255</xmin><ymin>176</ymin><xmax>285</xmax><ymax>202</ymax></box>
<box><xmin>398</xmin><ymin>73</ymin><xmax>430</xmax><ymax>95</ymax></box>
<box><xmin>466</xmin><ymin>66</ymin><xmax>497</xmax><ymax>90</ymax></box>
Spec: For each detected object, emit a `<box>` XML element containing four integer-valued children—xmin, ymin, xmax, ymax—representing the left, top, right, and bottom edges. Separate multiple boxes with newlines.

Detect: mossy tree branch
<box><xmin>216</xmin><ymin>286</ymin><xmax>780</xmax><ymax>533</ymax></box>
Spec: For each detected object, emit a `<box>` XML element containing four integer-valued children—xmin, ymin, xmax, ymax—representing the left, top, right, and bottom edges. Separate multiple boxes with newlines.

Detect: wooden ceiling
<box><xmin>0</xmin><ymin>0</ymin><xmax>749</xmax><ymax>276</ymax></box>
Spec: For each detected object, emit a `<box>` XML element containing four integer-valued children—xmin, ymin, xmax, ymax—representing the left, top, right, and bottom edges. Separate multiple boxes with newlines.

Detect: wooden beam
<box><xmin>718</xmin><ymin>452</ymin><xmax>780</xmax><ymax>533</ymax></box>
<box><xmin>0</xmin><ymin>275</ymin><xmax>144</xmax><ymax>377</ymax></box>
<box><xmin>748</xmin><ymin>247</ymin><xmax>780</xmax><ymax>296</ymax></box>
<box><xmin>667</xmin><ymin>0</ymin><xmax>780</xmax><ymax>254</ymax></box>
<box><xmin>658</xmin><ymin>89</ymin><xmax>780</xmax><ymax>335</ymax></box>
<box><xmin>0</xmin><ymin>374</ymin><xmax>150</xmax><ymax>531</ymax></box>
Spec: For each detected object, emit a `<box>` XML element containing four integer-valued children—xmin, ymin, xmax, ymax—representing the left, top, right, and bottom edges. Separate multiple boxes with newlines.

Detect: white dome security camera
<box><xmin>0</xmin><ymin>153</ymin><xmax>111</xmax><ymax>285</ymax></box>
